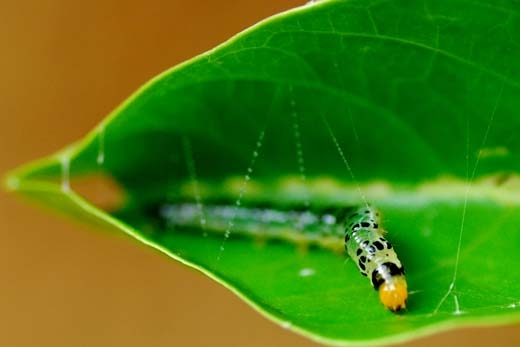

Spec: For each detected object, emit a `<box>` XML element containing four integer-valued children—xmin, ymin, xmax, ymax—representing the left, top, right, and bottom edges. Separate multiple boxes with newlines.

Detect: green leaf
<box><xmin>5</xmin><ymin>0</ymin><xmax>520</xmax><ymax>345</ymax></box>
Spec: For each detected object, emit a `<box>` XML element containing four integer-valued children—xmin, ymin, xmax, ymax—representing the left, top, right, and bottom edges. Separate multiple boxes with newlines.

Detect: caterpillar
<box><xmin>158</xmin><ymin>203</ymin><xmax>407</xmax><ymax>312</ymax></box>
<box><xmin>344</xmin><ymin>206</ymin><xmax>408</xmax><ymax>312</ymax></box>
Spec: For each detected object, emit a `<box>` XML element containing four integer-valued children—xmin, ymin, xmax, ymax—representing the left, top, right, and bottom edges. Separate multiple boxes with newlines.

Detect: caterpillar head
<box><xmin>378</xmin><ymin>275</ymin><xmax>408</xmax><ymax>312</ymax></box>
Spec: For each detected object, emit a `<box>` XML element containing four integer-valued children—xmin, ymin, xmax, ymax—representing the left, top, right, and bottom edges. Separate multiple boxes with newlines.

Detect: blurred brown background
<box><xmin>1</xmin><ymin>1</ymin><xmax>519</xmax><ymax>346</ymax></box>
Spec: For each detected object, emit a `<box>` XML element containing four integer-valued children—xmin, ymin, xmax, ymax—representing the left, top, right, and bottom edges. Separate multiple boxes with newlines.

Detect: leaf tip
<box><xmin>3</xmin><ymin>171</ymin><xmax>21</xmax><ymax>192</ymax></box>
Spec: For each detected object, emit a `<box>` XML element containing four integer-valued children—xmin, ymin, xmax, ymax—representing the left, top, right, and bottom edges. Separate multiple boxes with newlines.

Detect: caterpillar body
<box><xmin>344</xmin><ymin>206</ymin><xmax>407</xmax><ymax>312</ymax></box>
<box><xmin>159</xmin><ymin>203</ymin><xmax>407</xmax><ymax>312</ymax></box>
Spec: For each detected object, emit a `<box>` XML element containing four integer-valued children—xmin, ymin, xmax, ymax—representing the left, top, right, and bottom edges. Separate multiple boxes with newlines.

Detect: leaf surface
<box><xmin>6</xmin><ymin>0</ymin><xmax>520</xmax><ymax>345</ymax></box>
